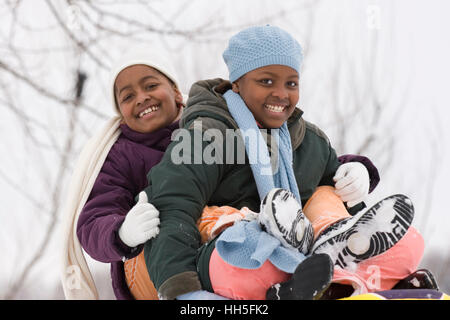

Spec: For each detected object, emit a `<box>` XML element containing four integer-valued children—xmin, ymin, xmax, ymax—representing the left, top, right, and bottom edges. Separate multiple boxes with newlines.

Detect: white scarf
<box><xmin>60</xmin><ymin>116</ymin><xmax>121</xmax><ymax>299</ymax></box>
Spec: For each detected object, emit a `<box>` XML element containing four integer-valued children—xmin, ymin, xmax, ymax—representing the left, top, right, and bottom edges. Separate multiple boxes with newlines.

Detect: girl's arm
<box><xmin>143</xmin><ymin>129</ymin><xmax>226</xmax><ymax>300</ymax></box>
<box><xmin>77</xmin><ymin>146</ymin><xmax>146</xmax><ymax>263</ymax></box>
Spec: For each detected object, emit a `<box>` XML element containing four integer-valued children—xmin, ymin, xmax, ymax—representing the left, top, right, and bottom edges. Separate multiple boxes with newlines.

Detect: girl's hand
<box><xmin>118</xmin><ymin>191</ymin><xmax>160</xmax><ymax>248</ymax></box>
<box><xmin>333</xmin><ymin>162</ymin><xmax>370</xmax><ymax>208</ymax></box>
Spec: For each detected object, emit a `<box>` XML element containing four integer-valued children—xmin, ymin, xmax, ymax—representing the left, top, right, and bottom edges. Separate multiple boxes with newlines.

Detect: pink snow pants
<box><xmin>209</xmin><ymin>186</ymin><xmax>424</xmax><ymax>300</ymax></box>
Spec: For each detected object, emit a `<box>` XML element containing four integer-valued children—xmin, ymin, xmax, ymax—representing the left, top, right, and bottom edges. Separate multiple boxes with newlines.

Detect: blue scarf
<box><xmin>223</xmin><ymin>90</ymin><xmax>301</xmax><ymax>203</ymax></box>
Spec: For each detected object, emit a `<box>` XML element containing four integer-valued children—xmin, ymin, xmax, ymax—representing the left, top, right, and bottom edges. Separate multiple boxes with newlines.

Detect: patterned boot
<box><xmin>259</xmin><ymin>188</ymin><xmax>314</xmax><ymax>254</ymax></box>
<box><xmin>312</xmin><ymin>194</ymin><xmax>414</xmax><ymax>269</ymax></box>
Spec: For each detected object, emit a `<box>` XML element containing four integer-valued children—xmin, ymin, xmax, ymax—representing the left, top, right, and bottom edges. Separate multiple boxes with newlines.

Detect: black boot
<box><xmin>393</xmin><ymin>269</ymin><xmax>439</xmax><ymax>290</ymax></box>
<box><xmin>266</xmin><ymin>253</ymin><xmax>333</xmax><ymax>300</ymax></box>
<box><xmin>319</xmin><ymin>283</ymin><xmax>355</xmax><ymax>300</ymax></box>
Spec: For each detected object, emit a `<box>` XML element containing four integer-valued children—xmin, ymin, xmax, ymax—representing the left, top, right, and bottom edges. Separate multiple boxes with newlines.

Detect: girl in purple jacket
<box><xmin>75</xmin><ymin>47</ymin><xmax>184</xmax><ymax>299</ymax></box>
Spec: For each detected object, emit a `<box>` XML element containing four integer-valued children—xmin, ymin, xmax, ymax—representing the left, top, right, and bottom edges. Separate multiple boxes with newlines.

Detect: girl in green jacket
<box><xmin>142</xmin><ymin>25</ymin><xmax>426</xmax><ymax>300</ymax></box>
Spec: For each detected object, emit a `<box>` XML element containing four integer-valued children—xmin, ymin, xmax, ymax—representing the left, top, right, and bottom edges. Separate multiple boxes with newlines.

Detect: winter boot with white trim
<box><xmin>311</xmin><ymin>194</ymin><xmax>414</xmax><ymax>269</ymax></box>
<box><xmin>259</xmin><ymin>188</ymin><xmax>314</xmax><ymax>254</ymax></box>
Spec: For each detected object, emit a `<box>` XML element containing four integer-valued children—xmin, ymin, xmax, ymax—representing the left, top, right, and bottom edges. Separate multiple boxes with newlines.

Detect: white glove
<box><xmin>333</xmin><ymin>162</ymin><xmax>370</xmax><ymax>208</ymax></box>
<box><xmin>118</xmin><ymin>191</ymin><xmax>160</xmax><ymax>248</ymax></box>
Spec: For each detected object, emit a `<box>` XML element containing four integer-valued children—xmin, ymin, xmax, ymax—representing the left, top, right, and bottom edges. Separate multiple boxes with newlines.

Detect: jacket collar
<box><xmin>119</xmin><ymin>120</ymin><xmax>179</xmax><ymax>151</ymax></box>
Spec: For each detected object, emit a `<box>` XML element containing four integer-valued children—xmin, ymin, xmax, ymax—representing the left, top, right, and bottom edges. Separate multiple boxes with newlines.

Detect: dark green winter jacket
<box><xmin>143</xmin><ymin>79</ymin><xmax>341</xmax><ymax>299</ymax></box>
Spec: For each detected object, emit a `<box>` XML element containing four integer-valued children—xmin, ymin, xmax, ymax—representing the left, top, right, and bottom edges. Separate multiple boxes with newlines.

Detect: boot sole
<box><xmin>311</xmin><ymin>194</ymin><xmax>414</xmax><ymax>268</ymax></box>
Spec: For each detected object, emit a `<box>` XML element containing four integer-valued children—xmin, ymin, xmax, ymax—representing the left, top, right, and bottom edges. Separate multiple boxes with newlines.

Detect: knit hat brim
<box><xmin>228</xmin><ymin>55</ymin><xmax>300</xmax><ymax>83</ymax></box>
<box><xmin>109</xmin><ymin>47</ymin><xmax>181</xmax><ymax>115</ymax></box>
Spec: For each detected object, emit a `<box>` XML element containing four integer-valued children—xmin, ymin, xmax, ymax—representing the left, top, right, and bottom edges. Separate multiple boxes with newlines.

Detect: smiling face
<box><xmin>114</xmin><ymin>64</ymin><xmax>183</xmax><ymax>133</ymax></box>
<box><xmin>232</xmin><ymin>65</ymin><xmax>300</xmax><ymax>129</ymax></box>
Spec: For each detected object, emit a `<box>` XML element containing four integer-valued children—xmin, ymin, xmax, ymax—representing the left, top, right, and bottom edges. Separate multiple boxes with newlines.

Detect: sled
<box><xmin>340</xmin><ymin>289</ymin><xmax>450</xmax><ymax>300</ymax></box>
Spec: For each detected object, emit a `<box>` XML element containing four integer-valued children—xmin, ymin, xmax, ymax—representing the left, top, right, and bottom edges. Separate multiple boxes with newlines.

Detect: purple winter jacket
<box><xmin>76</xmin><ymin>120</ymin><xmax>380</xmax><ymax>300</ymax></box>
<box><xmin>77</xmin><ymin>121</ymin><xmax>179</xmax><ymax>300</ymax></box>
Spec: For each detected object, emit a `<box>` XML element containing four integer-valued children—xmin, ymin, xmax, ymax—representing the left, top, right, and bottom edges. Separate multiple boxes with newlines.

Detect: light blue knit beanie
<box><xmin>223</xmin><ymin>25</ymin><xmax>303</xmax><ymax>82</ymax></box>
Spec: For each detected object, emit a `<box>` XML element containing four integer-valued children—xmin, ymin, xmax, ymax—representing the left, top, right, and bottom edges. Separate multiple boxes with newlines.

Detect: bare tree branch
<box><xmin>45</xmin><ymin>0</ymin><xmax>109</xmax><ymax>69</ymax></box>
<box><xmin>3</xmin><ymin>71</ymin><xmax>84</xmax><ymax>299</ymax></box>
<box><xmin>0</xmin><ymin>59</ymin><xmax>108</xmax><ymax>119</ymax></box>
